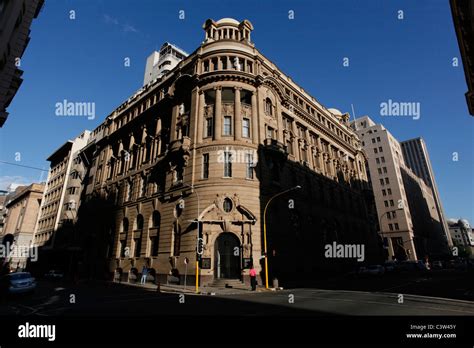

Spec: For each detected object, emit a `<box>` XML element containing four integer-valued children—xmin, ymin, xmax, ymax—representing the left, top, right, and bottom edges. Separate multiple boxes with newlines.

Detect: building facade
<box><xmin>450</xmin><ymin>0</ymin><xmax>474</xmax><ymax>116</ymax></box>
<box><xmin>33</xmin><ymin>131</ymin><xmax>90</xmax><ymax>248</ymax></box>
<box><xmin>75</xmin><ymin>18</ymin><xmax>380</xmax><ymax>286</ymax></box>
<box><xmin>448</xmin><ymin>219</ymin><xmax>474</xmax><ymax>256</ymax></box>
<box><xmin>143</xmin><ymin>42</ymin><xmax>189</xmax><ymax>86</ymax></box>
<box><xmin>401</xmin><ymin>137</ymin><xmax>452</xmax><ymax>248</ymax></box>
<box><xmin>0</xmin><ymin>0</ymin><xmax>44</xmax><ymax>127</ymax></box>
<box><xmin>2</xmin><ymin>183</ymin><xmax>44</xmax><ymax>268</ymax></box>
<box><xmin>351</xmin><ymin>116</ymin><xmax>450</xmax><ymax>261</ymax></box>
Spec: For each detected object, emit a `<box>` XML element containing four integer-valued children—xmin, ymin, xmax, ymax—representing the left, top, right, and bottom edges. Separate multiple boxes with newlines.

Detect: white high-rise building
<box><xmin>143</xmin><ymin>42</ymin><xmax>188</xmax><ymax>85</ymax></box>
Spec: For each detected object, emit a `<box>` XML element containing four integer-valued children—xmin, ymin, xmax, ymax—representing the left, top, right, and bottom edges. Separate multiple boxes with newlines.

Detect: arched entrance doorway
<box><xmin>214</xmin><ymin>232</ymin><xmax>240</xmax><ymax>279</ymax></box>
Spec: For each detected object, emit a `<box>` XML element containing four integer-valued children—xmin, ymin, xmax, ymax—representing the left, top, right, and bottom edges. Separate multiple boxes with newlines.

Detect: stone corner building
<box><xmin>79</xmin><ymin>18</ymin><xmax>380</xmax><ymax>286</ymax></box>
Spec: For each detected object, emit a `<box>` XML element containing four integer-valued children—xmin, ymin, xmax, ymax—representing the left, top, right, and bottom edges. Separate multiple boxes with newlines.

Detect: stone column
<box><xmin>170</xmin><ymin>104</ymin><xmax>179</xmax><ymax>142</ymax></box>
<box><xmin>257</xmin><ymin>87</ymin><xmax>266</xmax><ymax>143</ymax></box>
<box><xmin>291</xmin><ymin>121</ymin><xmax>300</xmax><ymax>161</ymax></box>
<box><xmin>275</xmin><ymin>101</ymin><xmax>284</xmax><ymax>143</ymax></box>
<box><xmin>251</xmin><ymin>92</ymin><xmax>258</xmax><ymax>144</ymax></box>
<box><xmin>155</xmin><ymin>118</ymin><xmax>162</xmax><ymax>157</ymax></box>
<box><xmin>197</xmin><ymin>91</ymin><xmax>205</xmax><ymax>143</ymax></box>
<box><xmin>217</xmin><ymin>57</ymin><xmax>223</xmax><ymax>70</ymax></box>
<box><xmin>214</xmin><ymin>87</ymin><xmax>222</xmax><ymax>141</ymax></box>
<box><xmin>234</xmin><ymin>87</ymin><xmax>242</xmax><ymax>141</ymax></box>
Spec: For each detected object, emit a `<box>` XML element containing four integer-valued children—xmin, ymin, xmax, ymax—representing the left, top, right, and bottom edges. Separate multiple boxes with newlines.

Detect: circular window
<box><xmin>223</xmin><ymin>198</ymin><xmax>233</xmax><ymax>213</ymax></box>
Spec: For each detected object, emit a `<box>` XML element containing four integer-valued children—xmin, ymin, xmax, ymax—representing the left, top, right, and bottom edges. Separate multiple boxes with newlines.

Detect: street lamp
<box><xmin>378</xmin><ymin>207</ymin><xmax>404</xmax><ymax>260</ymax></box>
<box><xmin>263</xmin><ymin>185</ymin><xmax>301</xmax><ymax>289</ymax></box>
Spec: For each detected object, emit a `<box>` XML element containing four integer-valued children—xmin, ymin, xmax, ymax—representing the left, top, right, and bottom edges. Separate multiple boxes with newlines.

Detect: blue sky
<box><xmin>0</xmin><ymin>0</ymin><xmax>472</xmax><ymax>222</ymax></box>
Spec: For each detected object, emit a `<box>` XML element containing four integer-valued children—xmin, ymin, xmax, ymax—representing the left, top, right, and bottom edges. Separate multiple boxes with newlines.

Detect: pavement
<box><xmin>116</xmin><ymin>279</ymin><xmax>267</xmax><ymax>295</ymax></box>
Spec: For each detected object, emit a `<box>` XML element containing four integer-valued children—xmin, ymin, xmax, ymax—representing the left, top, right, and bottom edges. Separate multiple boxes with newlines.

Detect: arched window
<box><xmin>152</xmin><ymin>211</ymin><xmax>161</xmax><ymax>228</ymax></box>
<box><xmin>265</xmin><ymin>98</ymin><xmax>273</xmax><ymax>116</ymax></box>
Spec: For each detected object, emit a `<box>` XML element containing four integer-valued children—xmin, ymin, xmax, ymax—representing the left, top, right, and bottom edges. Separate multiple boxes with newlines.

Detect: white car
<box><xmin>0</xmin><ymin>272</ymin><xmax>37</xmax><ymax>295</ymax></box>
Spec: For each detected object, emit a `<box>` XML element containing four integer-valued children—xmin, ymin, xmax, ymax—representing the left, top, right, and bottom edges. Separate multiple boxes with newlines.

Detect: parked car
<box><xmin>0</xmin><ymin>272</ymin><xmax>37</xmax><ymax>295</ymax></box>
<box><xmin>359</xmin><ymin>265</ymin><xmax>385</xmax><ymax>276</ymax></box>
<box><xmin>44</xmin><ymin>270</ymin><xmax>64</xmax><ymax>281</ymax></box>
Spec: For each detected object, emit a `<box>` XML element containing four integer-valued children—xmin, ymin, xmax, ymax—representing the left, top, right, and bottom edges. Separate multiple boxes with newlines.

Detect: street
<box><xmin>1</xmin><ymin>273</ymin><xmax>473</xmax><ymax>317</ymax></box>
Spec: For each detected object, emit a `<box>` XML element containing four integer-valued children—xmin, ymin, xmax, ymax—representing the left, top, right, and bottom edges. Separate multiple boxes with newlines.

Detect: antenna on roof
<box><xmin>351</xmin><ymin>103</ymin><xmax>356</xmax><ymax>121</ymax></box>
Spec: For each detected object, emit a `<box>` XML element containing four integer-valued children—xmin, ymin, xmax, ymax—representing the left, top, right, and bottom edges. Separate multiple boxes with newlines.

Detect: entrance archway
<box><xmin>214</xmin><ymin>232</ymin><xmax>241</xmax><ymax>279</ymax></box>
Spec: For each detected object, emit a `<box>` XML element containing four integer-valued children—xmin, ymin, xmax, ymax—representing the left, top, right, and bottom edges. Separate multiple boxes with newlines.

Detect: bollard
<box><xmin>273</xmin><ymin>277</ymin><xmax>279</xmax><ymax>289</ymax></box>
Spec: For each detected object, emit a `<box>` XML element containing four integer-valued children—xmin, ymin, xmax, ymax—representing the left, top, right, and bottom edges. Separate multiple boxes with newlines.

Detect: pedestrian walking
<box><xmin>141</xmin><ymin>265</ymin><xmax>148</xmax><ymax>285</ymax></box>
<box><xmin>249</xmin><ymin>265</ymin><xmax>257</xmax><ymax>291</ymax></box>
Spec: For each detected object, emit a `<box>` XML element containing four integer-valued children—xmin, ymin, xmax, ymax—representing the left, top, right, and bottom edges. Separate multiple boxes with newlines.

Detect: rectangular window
<box><xmin>202</xmin><ymin>153</ymin><xmax>209</xmax><ymax>179</ymax></box>
<box><xmin>378</xmin><ymin>168</ymin><xmax>382</xmax><ymax>175</ymax></box>
<box><xmin>381</xmin><ymin>157</ymin><xmax>385</xmax><ymax>163</ymax></box>
<box><xmin>372</xmin><ymin>138</ymin><xmax>376</xmax><ymax>143</ymax></box>
<box><xmin>393</xmin><ymin>211</ymin><xmax>397</xmax><ymax>218</ymax></box>
<box><xmin>223</xmin><ymin>116</ymin><xmax>232</xmax><ymax>136</ymax></box>
<box><xmin>242</xmin><ymin>118</ymin><xmax>250</xmax><ymax>138</ymax></box>
<box><xmin>205</xmin><ymin>118</ymin><xmax>213</xmax><ymax>138</ymax></box>
<box><xmin>379</xmin><ymin>146</ymin><xmax>383</xmax><ymax>152</ymax></box>
<box><xmin>224</xmin><ymin>151</ymin><xmax>232</xmax><ymax>177</ymax></box>
<box><xmin>380</xmin><ymin>179</ymin><xmax>384</xmax><ymax>185</ymax></box>
<box><xmin>387</xmin><ymin>188</ymin><xmax>392</xmax><ymax>195</ymax></box>
<box><xmin>246</xmin><ymin>153</ymin><xmax>254</xmax><ymax>179</ymax></box>
<box><xmin>389</xmin><ymin>224</ymin><xmax>394</xmax><ymax>231</ymax></box>
<box><xmin>385</xmin><ymin>178</ymin><xmax>390</xmax><ymax>184</ymax></box>
<box><xmin>374</xmin><ymin>148</ymin><xmax>378</xmax><ymax>154</ymax></box>
<box><xmin>383</xmin><ymin>167</ymin><xmax>387</xmax><ymax>174</ymax></box>
<box><xmin>384</xmin><ymin>201</ymin><xmax>389</xmax><ymax>207</ymax></box>
<box><xmin>382</xmin><ymin>189</ymin><xmax>386</xmax><ymax>196</ymax></box>
<box><xmin>389</xmin><ymin>200</ymin><xmax>394</xmax><ymax>207</ymax></box>
<box><xmin>286</xmin><ymin>139</ymin><xmax>293</xmax><ymax>155</ymax></box>
<box><xmin>394</xmin><ymin>223</ymin><xmax>399</xmax><ymax>230</ymax></box>
<box><xmin>266</xmin><ymin>126</ymin><xmax>274</xmax><ymax>139</ymax></box>
<box><xmin>376</xmin><ymin>158</ymin><xmax>380</xmax><ymax>164</ymax></box>
<box><xmin>377</xmin><ymin>136</ymin><xmax>381</xmax><ymax>142</ymax></box>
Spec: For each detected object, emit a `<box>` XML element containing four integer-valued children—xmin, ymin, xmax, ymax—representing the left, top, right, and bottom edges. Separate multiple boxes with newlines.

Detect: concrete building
<box><xmin>143</xmin><ymin>42</ymin><xmax>188</xmax><ymax>86</ymax></box>
<box><xmin>2</xmin><ymin>183</ymin><xmax>44</xmax><ymax>268</ymax></box>
<box><xmin>450</xmin><ymin>0</ymin><xmax>474</xmax><ymax>116</ymax></box>
<box><xmin>448</xmin><ymin>218</ymin><xmax>474</xmax><ymax>256</ymax></box>
<box><xmin>401</xmin><ymin>138</ymin><xmax>452</xmax><ymax>248</ymax></box>
<box><xmin>351</xmin><ymin>116</ymin><xmax>417</xmax><ymax>261</ymax></box>
<box><xmin>72</xmin><ymin>18</ymin><xmax>381</xmax><ymax>286</ymax></box>
<box><xmin>0</xmin><ymin>0</ymin><xmax>44</xmax><ymax>127</ymax></box>
<box><xmin>351</xmin><ymin>116</ymin><xmax>449</xmax><ymax>261</ymax></box>
<box><xmin>33</xmin><ymin>130</ymin><xmax>91</xmax><ymax>248</ymax></box>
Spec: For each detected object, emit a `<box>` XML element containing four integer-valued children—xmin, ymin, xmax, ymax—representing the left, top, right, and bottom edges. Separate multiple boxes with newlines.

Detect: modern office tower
<box><xmin>401</xmin><ymin>138</ymin><xmax>453</xmax><ymax>249</ymax></box>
